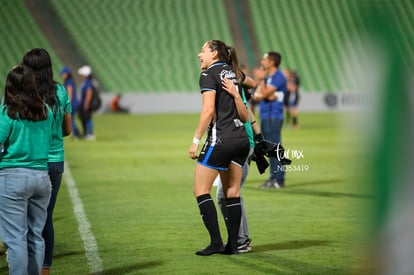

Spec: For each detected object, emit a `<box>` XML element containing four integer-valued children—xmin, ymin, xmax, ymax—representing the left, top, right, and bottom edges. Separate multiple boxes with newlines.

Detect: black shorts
<box><xmin>197</xmin><ymin>136</ymin><xmax>250</xmax><ymax>170</ymax></box>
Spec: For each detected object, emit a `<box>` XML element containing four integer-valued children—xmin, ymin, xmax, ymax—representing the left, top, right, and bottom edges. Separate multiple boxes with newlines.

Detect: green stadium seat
<box><xmin>0</xmin><ymin>1</ymin><xmax>63</xmax><ymax>93</ymax></box>
<box><xmin>2</xmin><ymin>0</ymin><xmax>412</xmax><ymax>94</ymax></box>
<box><xmin>50</xmin><ymin>0</ymin><xmax>233</xmax><ymax>93</ymax></box>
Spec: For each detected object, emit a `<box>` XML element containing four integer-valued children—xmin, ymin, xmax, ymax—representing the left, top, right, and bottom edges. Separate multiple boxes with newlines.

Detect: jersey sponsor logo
<box><xmin>233</xmin><ymin>119</ymin><xmax>244</xmax><ymax>127</ymax></box>
<box><xmin>219</xmin><ymin>69</ymin><xmax>236</xmax><ymax>80</ymax></box>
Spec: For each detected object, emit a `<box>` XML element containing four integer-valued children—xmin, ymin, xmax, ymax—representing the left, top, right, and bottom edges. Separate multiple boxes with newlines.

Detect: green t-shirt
<box><xmin>0</xmin><ymin>106</ymin><xmax>53</xmax><ymax>170</ymax></box>
<box><xmin>48</xmin><ymin>83</ymin><xmax>72</xmax><ymax>162</ymax></box>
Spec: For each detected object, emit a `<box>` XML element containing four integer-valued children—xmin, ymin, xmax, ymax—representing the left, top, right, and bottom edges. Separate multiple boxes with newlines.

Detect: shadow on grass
<box><xmin>53</xmin><ymin>250</ymin><xmax>85</xmax><ymax>259</ymax></box>
<box><xmin>283</xmin><ymin>189</ymin><xmax>375</xmax><ymax>199</ymax></box>
<box><xmin>226</xmin><ymin>240</ymin><xmax>348</xmax><ymax>274</ymax></box>
<box><xmin>288</xmin><ymin>179</ymin><xmax>343</xmax><ymax>188</ymax></box>
<box><xmin>247</xmin><ymin>179</ymin><xmax>375</xmax><ymax>199</ymax></box>
<box><xmin>92</xmin><ymin>260</ymin><xmax>163</xmax><ymax>275</ymax></box>
<box><xmin>247</xmin><ymin>179</ymin><xmax>339</xmax><ymax>190</ymax></box>
<box><xmin>252</xmin><ymin>239</ymin><xmax>330</xmax><ymax>253</ymax></box>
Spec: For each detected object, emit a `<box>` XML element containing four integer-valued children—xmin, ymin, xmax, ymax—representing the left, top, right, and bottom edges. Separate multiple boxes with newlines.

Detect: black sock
<box><xmin>196</xmin><ymin>194</ymin><xmax>223</xmax><ymax>247</ymax></box>
<box><xmin>225</xmin><ymin>197</ymin><xmax>242</xmax><ymax>254</ymax></box>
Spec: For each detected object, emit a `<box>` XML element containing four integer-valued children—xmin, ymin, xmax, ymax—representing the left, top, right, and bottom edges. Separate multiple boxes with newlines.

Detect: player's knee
<box><xmin>225</xmin><ymin>186</ymin><xmax>240</xmax><ymax>198</ymax></box>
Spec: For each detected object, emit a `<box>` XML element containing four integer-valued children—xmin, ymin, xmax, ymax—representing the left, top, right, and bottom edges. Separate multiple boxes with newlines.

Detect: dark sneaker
<box><xmin>237</xmin><ymin>239</ymin><xmax>251</xmax><ymax>253</ymax></box>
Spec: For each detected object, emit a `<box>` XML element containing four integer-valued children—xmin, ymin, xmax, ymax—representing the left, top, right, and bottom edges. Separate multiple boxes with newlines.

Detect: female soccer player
<box><xmin>189</xmin><ymin>40</ymin><xmax>249</xmax><ymax>256</ymax></box>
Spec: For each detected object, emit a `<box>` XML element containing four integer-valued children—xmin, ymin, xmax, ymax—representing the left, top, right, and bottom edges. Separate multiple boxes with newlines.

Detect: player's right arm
<box><xmin>189</xmin><ymin>90</ymin><xmax>215</xmax><ymax>160</ymax></box>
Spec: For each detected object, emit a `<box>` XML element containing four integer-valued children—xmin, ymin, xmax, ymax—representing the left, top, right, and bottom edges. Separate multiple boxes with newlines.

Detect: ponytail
<box><xmin>227</xmin><ymin>46</ymin><xmax>243</xmax><ymax>82</ymax></box>
<box><xmin>207</xmin><ymin>40</ymin><xmax>243</xmax><ymax>82</ymax></box>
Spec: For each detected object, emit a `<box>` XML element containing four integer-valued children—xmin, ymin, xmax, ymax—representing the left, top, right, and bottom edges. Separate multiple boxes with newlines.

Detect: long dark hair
<box><xmin>207</xmin><ymin>40</ymin><xmax>243</xmax><ymax>82</ymax></box>
<box><xmin>22</xmin><ymin>48</ymin><xmax>57</xmax><ymax>109</ymax></box>
<box><xmin>3</xmin><ymin>64</ymin><xmax>48</xmax><ymax>121</ymax></box>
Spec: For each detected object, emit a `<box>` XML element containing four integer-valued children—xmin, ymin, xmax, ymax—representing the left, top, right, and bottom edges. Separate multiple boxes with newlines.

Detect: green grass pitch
<box><xmin>0</xmin><ymin>112</ymin><xmax>375</xmax><ymax>274</ymax></box>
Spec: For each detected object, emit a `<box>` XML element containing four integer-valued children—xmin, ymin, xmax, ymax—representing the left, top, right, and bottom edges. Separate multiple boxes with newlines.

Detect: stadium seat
<box><xmin>0</xmin><ymin>1</ymin><xmax>63</xmax><ymax>91</ymax></box>
<box><xmin>50</xmin><ymin>0</ymin><xmax>233</xmax><ymax>93</ymax></box>
<box><xmin>2</xmin><ymin>0</ymin><xmax>412</xmax><ymax>94</ymax></box>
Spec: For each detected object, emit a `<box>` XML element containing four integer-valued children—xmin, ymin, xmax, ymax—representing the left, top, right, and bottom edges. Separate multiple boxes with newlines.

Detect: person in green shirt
<box><xmin>23</xmin><ymin>48</ymin><xmax>72</xmax><ymax>275</ymax></box>
<box><xmin>0</xmin><ymin>64</ymin><xmax>53</xmax><ymax>275</ymax></box>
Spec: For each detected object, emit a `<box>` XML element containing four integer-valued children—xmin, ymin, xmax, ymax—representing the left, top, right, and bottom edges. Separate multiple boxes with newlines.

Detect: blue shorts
<box><xmin>197</xmin><ymin>137</ymin><xmax>249</xmax><ymax>170</ymax></box>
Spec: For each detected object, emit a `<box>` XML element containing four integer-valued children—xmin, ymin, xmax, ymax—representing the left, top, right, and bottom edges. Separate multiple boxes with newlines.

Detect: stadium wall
<box><xmin>99</xmin><ymin>92</ymin><xmax>370</xmax><ymax>114</ymax></box>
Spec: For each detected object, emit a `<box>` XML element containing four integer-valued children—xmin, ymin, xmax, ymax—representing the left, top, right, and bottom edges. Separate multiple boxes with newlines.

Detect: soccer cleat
<box><xmin>223</xmin><ymin>243</ymin><xmax>239</xmax><ymax>255</ymax></box>
<box><xmin>260</xmin><ymin>179</ymin><xmax>277</xmax><ymax>189</ymax></box>
<box><xmin>195</xmin><ymin>244</ymin><xmax>225</xmax><ymax>256</ymax></box>
<box><xmin>237</xmin><ymin>239</ymin><xmax>251</xmax><ymax>253</ymax></box>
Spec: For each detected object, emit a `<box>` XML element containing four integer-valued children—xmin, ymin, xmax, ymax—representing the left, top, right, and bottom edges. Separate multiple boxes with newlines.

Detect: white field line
<box><xmin>64</xmin><ymin>162</ymin><xmax>103</xmax><ymax>274</ymax></box>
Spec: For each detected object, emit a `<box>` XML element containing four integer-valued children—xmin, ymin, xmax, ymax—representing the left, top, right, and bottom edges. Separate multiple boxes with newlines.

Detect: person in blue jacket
<box><xmin>252</xmin><ymin>51</ymin><xmax>288</xmax><ymax>188</ymax></box>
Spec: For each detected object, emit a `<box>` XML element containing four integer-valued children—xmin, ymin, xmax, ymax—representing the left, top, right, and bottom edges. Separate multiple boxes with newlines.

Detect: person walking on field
<box><xmin>189</xmin><ymin>40</ymin><xmax>250</xmax><ymax>256</ymax></box>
